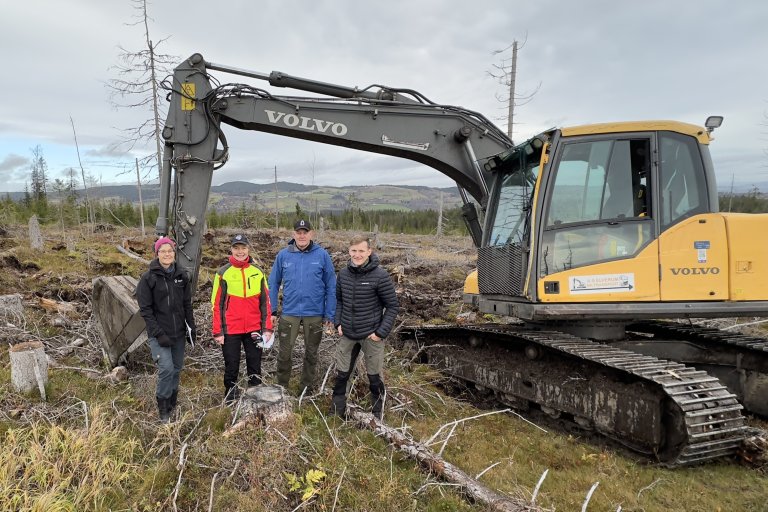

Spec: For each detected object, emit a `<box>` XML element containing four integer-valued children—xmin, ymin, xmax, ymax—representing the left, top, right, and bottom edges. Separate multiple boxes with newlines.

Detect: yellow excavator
<box><xmin>93</xmin><ymin>53</ymin><xmax>768</xmax><ymax>466</ymax></box>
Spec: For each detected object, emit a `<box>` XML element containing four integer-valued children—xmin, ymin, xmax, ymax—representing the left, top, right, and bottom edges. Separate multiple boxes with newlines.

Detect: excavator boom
<box><xmin>158</xmin><ymin>53</ymin><xmax>512</xmax><ymax>285</ymax></box>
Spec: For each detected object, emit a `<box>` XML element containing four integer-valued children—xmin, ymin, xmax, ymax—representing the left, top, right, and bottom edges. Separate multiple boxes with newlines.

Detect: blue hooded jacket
<box><xmin>268</xmin><ymin>240</ymin><xmax>337</xmax><ymax>320</ymax></box>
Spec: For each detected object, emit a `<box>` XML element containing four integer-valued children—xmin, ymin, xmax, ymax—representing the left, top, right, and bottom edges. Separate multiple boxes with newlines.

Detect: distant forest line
<box><xmin>1</xmin><ymin>189</ymin><xmax>766</xmax><ymax>236</ymax></box>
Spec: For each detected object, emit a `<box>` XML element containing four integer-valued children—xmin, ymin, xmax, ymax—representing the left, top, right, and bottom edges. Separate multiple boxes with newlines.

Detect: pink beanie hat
<box><xmin>154</xmin><ymin>237</ymin><xmax>176</xmax><ymax>254</ymax></box>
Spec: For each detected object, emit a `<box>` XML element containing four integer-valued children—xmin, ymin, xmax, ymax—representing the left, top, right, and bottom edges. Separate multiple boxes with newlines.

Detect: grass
<box><xmin>1</xmin><ymin>226</ymin><xmax>766</xmax><ymax>511</ymax></box>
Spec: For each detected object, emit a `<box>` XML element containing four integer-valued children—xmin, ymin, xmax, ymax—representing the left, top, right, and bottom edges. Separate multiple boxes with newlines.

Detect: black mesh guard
<box><xmin>477</xmin><ymin>244</ymin><xmax>526</xmax><ymax>296</ymax></box>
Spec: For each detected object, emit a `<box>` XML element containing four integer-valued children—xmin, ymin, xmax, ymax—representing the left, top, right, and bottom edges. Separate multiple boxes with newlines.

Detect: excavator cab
<box><xmin>469</xmin><ymin>121</ymin><xmax>768</xmax><ymax>336</ymax></box>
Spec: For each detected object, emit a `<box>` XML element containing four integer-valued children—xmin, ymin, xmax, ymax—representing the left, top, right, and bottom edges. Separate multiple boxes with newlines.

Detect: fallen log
<box><xmin>115</xmin><ymin>244</ymin><xmax>151</xmax><ymax>264</ymax></box>
<box><xmin>347</xmin><ymin>408</ymin><xmax>539</xmax><ymax>512</ymax></box>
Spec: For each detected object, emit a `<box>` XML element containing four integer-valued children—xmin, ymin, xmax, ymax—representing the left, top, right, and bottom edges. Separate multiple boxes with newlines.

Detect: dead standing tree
<box><xmin>106</xmin><ymin>0</ymin><xmax>177</xmax><ymax>185</ymax></box>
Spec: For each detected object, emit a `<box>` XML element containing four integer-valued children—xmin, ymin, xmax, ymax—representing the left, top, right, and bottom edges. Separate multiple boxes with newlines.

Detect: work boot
<box><xmin>369</xmin><ymin>374</ymin><xmax>385</xmax><ymax>420</ymax></box>
<box><xmin>169</xmin><ymin>390</ymin><xmax>178</xmax><ymax>413</ymax></box>
<box><xmin>328</xmin><ymin>393</ymin><xmax>348</xmax><ymax>418</ymax></box>
<box><xmin>156</xmin><ymin>396</ymin><xmax>171</xmax><ymax>424</ymax></box>
<box><xmin>224</xmin><ymin>386</ymin><xmax>241</xmax><ymax>405</ymax></box>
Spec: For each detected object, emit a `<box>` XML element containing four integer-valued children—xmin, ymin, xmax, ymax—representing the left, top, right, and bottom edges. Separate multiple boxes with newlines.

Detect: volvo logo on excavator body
<box><xmin>670</xmin><ymin>267</ymin><xmax>721</xmax><ymax>276</ymax></box>
<box><xmin>264</xmin><ymin>109</ymin><xmax>348</xmax><ymax>136</ymax></box>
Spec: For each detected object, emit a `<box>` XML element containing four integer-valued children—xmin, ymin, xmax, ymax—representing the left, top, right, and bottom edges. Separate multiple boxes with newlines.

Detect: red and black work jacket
<box><xmin>211</xmin><ymin>256</ymin><xmax>273</xmax><ymax>336</ymax></box>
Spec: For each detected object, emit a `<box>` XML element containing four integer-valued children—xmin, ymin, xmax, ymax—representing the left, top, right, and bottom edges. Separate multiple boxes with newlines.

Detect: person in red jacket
<box><xmin>211</xmin><ymin>234</ymin><xmax>273</xmax><ymax>403</ymax></box>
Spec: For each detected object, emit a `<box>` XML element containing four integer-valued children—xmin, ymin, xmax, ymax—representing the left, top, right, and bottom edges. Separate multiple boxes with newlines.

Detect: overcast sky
<box><xmin>1</xmin><ymin>0</ymin><xmax>766</xmax><ymax>194</ymax></box>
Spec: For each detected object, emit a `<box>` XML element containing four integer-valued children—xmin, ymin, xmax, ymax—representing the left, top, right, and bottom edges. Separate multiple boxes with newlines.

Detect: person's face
<box><xmin>294</xmin><ymin>229</ymin><xmax>313</xmax><ymax>249</ymax></box>
<box><xmin>348</xmin><ymin>241</ymin><xmax>372</xmax><ymax>266</ymax></box>
<box><xmin>156</xmin><ymin>243</ymin><xmax>176</xmax><ymax>269</ymax></box>
<box><xmin>231</xmin><ymin>243</ymin><xmax>250</xmax><ymax>261</ymax></box>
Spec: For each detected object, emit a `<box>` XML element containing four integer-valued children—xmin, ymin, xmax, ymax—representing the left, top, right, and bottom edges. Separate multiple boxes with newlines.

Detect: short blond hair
<box><xmin>348</xmin><ymin>235</ymin><xmax>370</xmax><ymax>248</ymax></box>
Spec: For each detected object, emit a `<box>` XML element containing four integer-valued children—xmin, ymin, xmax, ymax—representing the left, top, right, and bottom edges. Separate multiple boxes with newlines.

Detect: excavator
<box><xmin>93</xmin><ymin>53</ymin><xmax>768</xmax><ymax>466</ymax></box>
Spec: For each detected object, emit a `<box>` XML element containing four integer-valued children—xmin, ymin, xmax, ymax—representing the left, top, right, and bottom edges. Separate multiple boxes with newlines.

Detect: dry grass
<box><xmin>0</xmin><ymin>226</ymin><xmax>767</xmax><ymax>511</ymax></box>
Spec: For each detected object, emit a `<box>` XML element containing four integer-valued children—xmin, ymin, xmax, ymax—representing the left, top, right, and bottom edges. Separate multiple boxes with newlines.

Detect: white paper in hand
<box><xmin>259</xmin><ymin>331</ymin><xmax>274</xmax><ymax>350</ymax></box>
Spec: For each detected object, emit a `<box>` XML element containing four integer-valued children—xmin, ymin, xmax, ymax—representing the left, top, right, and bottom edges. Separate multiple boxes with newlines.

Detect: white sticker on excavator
<box><xmin>569</xmin><ymin>273</ymin><xmax>635</xmax><ymax>294</ymax></box>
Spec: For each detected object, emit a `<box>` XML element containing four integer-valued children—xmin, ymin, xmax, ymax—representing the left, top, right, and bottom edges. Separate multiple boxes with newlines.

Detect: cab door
<box><xmin>656</xmin><ymin>131</ymin><xmax>728</xmax><ymax>300</ymax></box>
<box><xmin>537</xmin><ymin>135</ymin><xmax>659</xmax><ymax>302</ymax></box>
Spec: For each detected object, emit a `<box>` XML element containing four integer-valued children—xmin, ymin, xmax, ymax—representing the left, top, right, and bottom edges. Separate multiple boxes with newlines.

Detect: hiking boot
<box><xmin>156</xmin><ymin>396</ymin><xmax>171</xmax><ymax>424</ymax></box>
<box><xmin>224</xmin><ymin>387</ymin><xmax>241</xmax><ymax>405</ymax></box>
<box><xmin>328</xmin><ymin>393</ymin><xmax>348</xmax><ymax>419</ymax></box>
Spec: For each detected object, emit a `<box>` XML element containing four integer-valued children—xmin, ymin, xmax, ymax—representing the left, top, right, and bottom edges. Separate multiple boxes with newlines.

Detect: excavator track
<box><xmin>401</xmin><ymin>324</ymin><xmax>747</xmax><ymax>466</ymax></box>
<box><xmin>625</xmin><ymin>321</ymin><xmax>768</xmax><ymax>417</ymax></box>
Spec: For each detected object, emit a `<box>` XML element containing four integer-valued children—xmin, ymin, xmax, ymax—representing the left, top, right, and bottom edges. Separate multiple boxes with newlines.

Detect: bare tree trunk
<box><xmin>437</xmin><ymin>191</ymin><xmax>443</xmax><ymax>237</ymax></box>
<box><xmin>274</xmin><ymin>165</ymin><xmax>279</xmax><ymax>230</ymax></box>
<box><xmin>136</xmin><ymin>158</ymin><xmax>146</xmax><ymax>236</ymax></box>
<box><xmin>348</xmin><ymin>409</ymin><xmax>539</xmax><ymax>512</ymax></box>
<box><xmin>506</xmin><ymin>41</ymin><xmax>518</xmax><ymax>140</ymax></box>
<box><xmin>142</xmin><ymin>0</ymin><xmax>164</xmax><ymax>182</ymax></box>
<box><xmin>70</xmin><ymin>117</ymin><xmax>93</xmax><ymax>231</ymax></box>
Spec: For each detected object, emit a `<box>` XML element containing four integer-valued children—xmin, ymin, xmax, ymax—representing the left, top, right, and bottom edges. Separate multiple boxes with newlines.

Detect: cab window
<box><xmin>658</xmin><ymin>131</ymin><xmax>708</xmax><ymax>229</ymax></box>
<box><xmin>540</xmin><ymin>137</ymin><xmax>651</xmax><ymax>274</ymax></box>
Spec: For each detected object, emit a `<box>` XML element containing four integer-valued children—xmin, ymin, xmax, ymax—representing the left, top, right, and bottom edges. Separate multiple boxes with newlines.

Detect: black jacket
<box><xmin>136</xmin><ymin>259</ymin><xmax>196</xmax><ymax>343</ymax></box>
<box><xmin>334</xmin><ymin>254</ymin><xmax>399</xmax><ymax>340</ymax></box>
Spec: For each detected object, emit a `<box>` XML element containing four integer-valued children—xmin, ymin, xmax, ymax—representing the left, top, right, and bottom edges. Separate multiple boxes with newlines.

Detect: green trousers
<box><xmin>275</xmin><ymin>315</ymin><xmax>323</xmax><ymax>391</ymax></box>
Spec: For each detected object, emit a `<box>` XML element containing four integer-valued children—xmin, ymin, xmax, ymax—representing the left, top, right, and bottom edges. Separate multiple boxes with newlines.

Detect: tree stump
<box><xmin>0</xmin><ymin>293</ymin><xmax>24</xmax><ymax>321</ymax></box>
<box><xmin>10</xmin><ymin>341</ymin><xmax>48</xmax><ymax>400</ymax></box>
<box><xmin>225</xmin><ymin>385</ymin><xmax>293</xmax><ymax>436</ymax></box>
<box><xmin>28</xmin><ymin>215</ymin><xmax>43</xmax><ymax>250</ymax></box>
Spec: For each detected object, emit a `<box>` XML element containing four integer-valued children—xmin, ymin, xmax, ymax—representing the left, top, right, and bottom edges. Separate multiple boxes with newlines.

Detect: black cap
<box><xmin>230</xmin><ymin>233</ymin><xmax>249</xmax><ymax>246</ymax></box>
<box><xmin>293</xmin><ymin>219</ymin><xmax>312</xmax><ymax>231</ymax></box>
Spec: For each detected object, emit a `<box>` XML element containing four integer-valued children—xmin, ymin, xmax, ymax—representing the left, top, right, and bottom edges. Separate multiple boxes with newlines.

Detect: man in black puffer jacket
<box><xmin>136</xmin><ymin>237</ymin><xmax>196</xmax><ymax>423</ymax></box>
<box><xmin>329</xmin><ymin>235</ymin><xmax>399</xmax><ymax>420</ymax></box>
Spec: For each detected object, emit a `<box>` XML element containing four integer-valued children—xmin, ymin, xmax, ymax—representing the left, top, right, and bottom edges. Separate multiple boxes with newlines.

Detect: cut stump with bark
<box><xmin>225</xmin><ymin>385</ymin><xmax>294</xmax><ymax>436</ymax></box>
<box><xmin>10</xmin><ymin>341</ymin><xmax>48</xmax><ymax>400</ymax></box>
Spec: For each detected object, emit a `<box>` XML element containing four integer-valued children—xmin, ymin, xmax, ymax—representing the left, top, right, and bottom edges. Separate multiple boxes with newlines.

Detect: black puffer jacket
<box><xmin>136</xmin><ymin>260</ymin><xmax>196</xmax><ymax>343</ymax></box>
<box><xmin>334</xmin><ymin>254</ymin><xmax>399</xmax><ymax>340</ymax></box>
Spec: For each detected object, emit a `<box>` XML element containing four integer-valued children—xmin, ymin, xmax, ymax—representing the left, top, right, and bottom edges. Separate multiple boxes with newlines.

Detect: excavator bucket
<box><xmin>92</xmin><ymin>276</ymin><xmax>147</xmax><ymax>368</ymax></box>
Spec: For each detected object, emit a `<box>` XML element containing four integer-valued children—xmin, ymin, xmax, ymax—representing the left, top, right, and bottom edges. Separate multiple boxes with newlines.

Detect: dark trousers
<box><xmin>149</xmin><ymin>336</ymin><xmax>185</xmax><ymax>399</ymax></box>
<box><xmin>221</xmin><ymin>332</ymin><xmax>263</xmax><ymax>392</ymax></box>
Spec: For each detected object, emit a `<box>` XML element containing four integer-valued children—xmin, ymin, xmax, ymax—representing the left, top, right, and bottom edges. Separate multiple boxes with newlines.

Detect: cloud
<box><xmin>0</xmin><ymin>154</ymin><xmax>28</xmax><ymax>173</ymax></box>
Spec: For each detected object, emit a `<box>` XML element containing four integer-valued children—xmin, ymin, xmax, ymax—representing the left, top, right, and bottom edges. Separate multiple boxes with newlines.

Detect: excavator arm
<box><xmin>158</xmin><ymin>53</ymin><xmax>513</xmax><ymax>285</ymax></box>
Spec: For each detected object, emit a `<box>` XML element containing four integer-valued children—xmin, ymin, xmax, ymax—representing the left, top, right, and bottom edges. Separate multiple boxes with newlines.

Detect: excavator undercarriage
<box><xmin>401</xmin><ymin>322</ymin><xmax>766</xmax><ymax>466</ymax></box>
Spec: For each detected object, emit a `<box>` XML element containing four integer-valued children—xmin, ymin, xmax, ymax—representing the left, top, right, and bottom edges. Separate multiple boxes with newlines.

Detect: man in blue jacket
<box><xmin>269</xmin><ymin>219</ymin><xmax>336</xmax><ymax>394</ymax></box>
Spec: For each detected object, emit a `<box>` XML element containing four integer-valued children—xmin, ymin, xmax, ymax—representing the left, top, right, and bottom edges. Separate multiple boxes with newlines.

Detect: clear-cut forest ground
<box><xmin>0</xmin><ymin>225</ymin><xmax>766</xmax><ymax>511</ymax></box>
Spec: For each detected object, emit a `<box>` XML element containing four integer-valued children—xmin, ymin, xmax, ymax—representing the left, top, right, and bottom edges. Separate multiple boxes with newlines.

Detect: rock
<box><xmin>106</xmin><ymin>365</ymin><xmax>129</xmax><ymax>383</ymax></box>
<box><xmin>0</xmin><ymin>294</ymin><xmax>24</xmax><ymax>320</ymax></box>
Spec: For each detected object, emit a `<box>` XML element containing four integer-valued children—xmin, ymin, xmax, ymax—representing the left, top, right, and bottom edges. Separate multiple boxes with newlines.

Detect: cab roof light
<box><xmin>705</xmin><ymin>115</ymin><xmax>723</xmax><ymax>134</ymax></box>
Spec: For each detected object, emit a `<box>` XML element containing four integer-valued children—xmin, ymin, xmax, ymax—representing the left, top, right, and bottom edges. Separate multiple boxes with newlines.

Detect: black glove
<box><xmin>157</xmin><ymin>334</ymin><xmax>173</xmax><ymax>347</ymax></box>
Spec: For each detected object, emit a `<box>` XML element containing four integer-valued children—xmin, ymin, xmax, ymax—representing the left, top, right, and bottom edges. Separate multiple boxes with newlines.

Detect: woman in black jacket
<box><xmin>136</xmin><ymin>237</ymin><xmax>196</xmax><ymax>423</ymax></box>
<box><xmin>329</xmin><ymin>235</ymin><xmax>399</xmax><ymax>419</ymax></box>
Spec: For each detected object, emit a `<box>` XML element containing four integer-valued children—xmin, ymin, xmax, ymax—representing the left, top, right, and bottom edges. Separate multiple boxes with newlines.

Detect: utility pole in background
<box><xmin>274</xmin><ymin>165</ymin><xmax>279</xmax><ymax>230</ymax></box>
